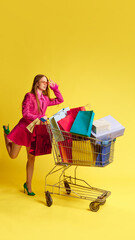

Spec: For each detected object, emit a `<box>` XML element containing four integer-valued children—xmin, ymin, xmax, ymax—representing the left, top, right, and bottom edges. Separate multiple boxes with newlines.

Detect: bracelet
<box><xmin>40</xmin><ymin>118</ymin><xmax>46</xmax><ymax>122</ymax></box>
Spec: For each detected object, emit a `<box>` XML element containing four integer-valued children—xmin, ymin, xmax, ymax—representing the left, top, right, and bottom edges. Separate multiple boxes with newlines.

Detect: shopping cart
<box><xmin>45</xmin><ymin>124</ymin><xmax>116</xmax><ymax>212</ymax></box>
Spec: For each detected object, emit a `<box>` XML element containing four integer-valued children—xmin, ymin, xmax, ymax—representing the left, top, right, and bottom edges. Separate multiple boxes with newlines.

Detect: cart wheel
<box><xmin>89</xmin><ymin>202</ymin><xmax>100</xmax><ymax>212</ymax></box>
<box><xmin>45</xmin><ymin>191</ymin><xmax>53</xmax><ymax>207</ymax></box>
<box><xmin>64</xmin><ymin>181</ymin><xmax>71</xmax><ymax>195</ymax></box>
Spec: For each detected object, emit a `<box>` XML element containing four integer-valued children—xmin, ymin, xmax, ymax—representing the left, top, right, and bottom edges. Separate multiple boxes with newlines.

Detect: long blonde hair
<box><xmin>30</xmin><ymin>74</ymin><xmax>50</xmax><ymax>113</ymax></box>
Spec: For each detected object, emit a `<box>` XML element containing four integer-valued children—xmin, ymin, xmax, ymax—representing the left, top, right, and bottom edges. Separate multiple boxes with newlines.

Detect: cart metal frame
<box><xmin>45</xmin><ymin>124</ymin><xmax>115</xmax><ymax>212</ymax></box>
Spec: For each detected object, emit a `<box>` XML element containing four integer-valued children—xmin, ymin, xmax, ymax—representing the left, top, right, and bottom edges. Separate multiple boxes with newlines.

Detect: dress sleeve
<box><xmin>22</xmin><ymin>93</ymin><xmax>42</xmax><ymax>121</ymax></box>
<box><xmin>48</xmin><ymin>84</ymin><xmax>64</xmax><ymax>106</ymax></box>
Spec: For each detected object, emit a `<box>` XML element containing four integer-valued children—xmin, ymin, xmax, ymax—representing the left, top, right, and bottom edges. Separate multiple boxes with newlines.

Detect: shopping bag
<box><xmin>26</xmin><ymin>118</ymin><xmax>40</xmax><ymax>133</ymax></box>
<box><xmin>67</xmin><ymin>106</ymin><xmax>86</xmax><ymax>119</ymax></box>
<box><xmin>58</xmin><ymin>139</ymin><xmax>72</xmax><ymax>163</ymax></box>
<box><xmin>29</xmin><ymin>125</ymin><xmax>52</xmax><ymax>156</ymax></box>
<box><xmin>72</xmin><ymin>140</ymin><xmax>96</xmax><ymax>166</ymax></box>
<box><xmin>58</xmin><ymin>114</ymin><xmax>74</xmax><ymax>132</ymax></box>
<box><xmin>49</xmin><ymin>107</ymin><xmax>70</xmax><ymax>142</ymax></box>
<box><xmin>58</xmin><ymin>106</ymin><xmax>86</xmax><ymax>132</ymax></box>
<box><xmin>70</xmin><ymin>111</ymin><xmax>95</xmax><ymax>137</ymax></box>
<box><xmin>95</xmin><ymin>140</ymin><xmax>112</xmax><ymax>166</ymax></box>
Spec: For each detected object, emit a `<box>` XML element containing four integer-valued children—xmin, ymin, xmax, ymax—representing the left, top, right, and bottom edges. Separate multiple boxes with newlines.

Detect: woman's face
<box><xmin>38</xmin><ymin>76</ymin><xmax>48</xmax><ymax>91</ymax></box>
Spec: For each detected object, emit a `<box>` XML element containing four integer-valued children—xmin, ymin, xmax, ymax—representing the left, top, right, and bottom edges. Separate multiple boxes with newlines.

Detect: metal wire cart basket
<box><xmin>45</xmin><ymin>124</ymin><xmax>116</xmax><ymax>212</ymax></box>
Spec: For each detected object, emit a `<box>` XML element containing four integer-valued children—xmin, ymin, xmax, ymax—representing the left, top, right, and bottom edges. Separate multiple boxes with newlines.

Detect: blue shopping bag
<box><xmin>95</xmin><ymin>139</ymin><xmax>116</xmax><ymax>167</ymax></box>
<box><xmin>70</xmin><ymin>111</ymin><xmax>95</xmax><ymax>137</ymax></box>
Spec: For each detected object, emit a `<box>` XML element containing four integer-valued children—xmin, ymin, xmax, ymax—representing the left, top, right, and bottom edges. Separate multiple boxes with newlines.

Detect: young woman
<box><xmin>3</xmin><ymin>74</ymin><xmax>64</xmax><ymax>195</ymax></box>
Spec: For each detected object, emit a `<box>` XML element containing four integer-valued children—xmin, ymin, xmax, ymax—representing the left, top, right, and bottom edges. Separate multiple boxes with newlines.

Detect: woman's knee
<box><xmin>10</xmin><ymin>152</ymin><xmax>18</xmax><ymax>159</ymax></box>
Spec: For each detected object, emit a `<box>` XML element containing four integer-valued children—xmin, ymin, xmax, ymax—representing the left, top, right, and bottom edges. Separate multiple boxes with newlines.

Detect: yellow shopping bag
<box><xmin>72</xmin><ymin>140</ymin><xmax>96</xmax><ymax>166</ymax></box>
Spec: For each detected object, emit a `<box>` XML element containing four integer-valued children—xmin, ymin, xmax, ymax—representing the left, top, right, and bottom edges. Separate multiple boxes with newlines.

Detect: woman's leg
<box><xmin>26</xmin><ymin>147</ymin><xmax>35</xmax><ymax>193</ymax></box>
<box><xmin>4</xmin><ymin>133</ymin><xmax>22</xmax><ymax>159</ymax></box>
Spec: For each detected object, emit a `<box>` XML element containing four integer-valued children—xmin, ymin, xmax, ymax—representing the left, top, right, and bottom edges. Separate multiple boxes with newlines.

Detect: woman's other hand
<box><xmin>40</xmin><ymin>116</ymin><xmax>48</xmax><ymax>124</ymax></box>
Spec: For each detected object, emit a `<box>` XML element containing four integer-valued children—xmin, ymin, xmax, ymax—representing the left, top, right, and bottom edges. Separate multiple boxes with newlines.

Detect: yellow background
<box><xmin>0</xmin><ymin>0</ymin><xmax>135</xmax><ymax>239</ymax></box>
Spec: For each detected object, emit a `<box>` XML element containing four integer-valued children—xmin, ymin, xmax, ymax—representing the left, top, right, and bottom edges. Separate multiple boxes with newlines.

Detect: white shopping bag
<box><xmin>49</xmin><ymin>107</ymin><xmax>70</xmax><ymax>142</ymax></box>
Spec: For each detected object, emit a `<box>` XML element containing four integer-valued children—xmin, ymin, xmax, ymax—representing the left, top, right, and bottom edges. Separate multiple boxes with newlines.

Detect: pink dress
<box><xmin>7</xmin><ymin>84</ymin><xmax>64</xmax><ymax>147</ymax></box>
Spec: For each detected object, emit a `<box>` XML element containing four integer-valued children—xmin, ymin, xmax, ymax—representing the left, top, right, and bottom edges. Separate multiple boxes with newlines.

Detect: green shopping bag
<box><xmin>70</xmin><ymin>111</ymin><xmax>95</xmax><ymax>137</ymax></box>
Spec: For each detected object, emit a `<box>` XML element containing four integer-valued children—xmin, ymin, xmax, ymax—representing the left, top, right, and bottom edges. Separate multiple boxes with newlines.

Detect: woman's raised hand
<box><xmin>48</xmin><ymin>79</ymin><xmax>55</xmax><ymax>87</ymax></box>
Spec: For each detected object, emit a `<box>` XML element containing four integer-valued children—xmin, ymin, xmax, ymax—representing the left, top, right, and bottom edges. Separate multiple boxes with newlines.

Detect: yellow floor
<box><xmin>0</xmin><ymin>161</ymin><xmax>135</xmax><ymax>240</ymax></box>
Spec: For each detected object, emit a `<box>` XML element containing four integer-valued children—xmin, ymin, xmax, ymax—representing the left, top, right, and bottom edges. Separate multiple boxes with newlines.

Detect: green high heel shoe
<box><xmin>23</xmin><ymin>183</ymin><xmax>35</xmax><ymax>196</ymax></box>
<box><xmin>3</xmin><ymin>124</ymin><xmax>10</xmax><ymax>135</ymax></box>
